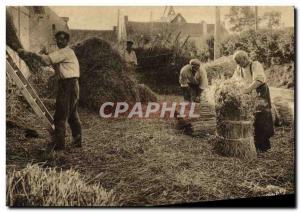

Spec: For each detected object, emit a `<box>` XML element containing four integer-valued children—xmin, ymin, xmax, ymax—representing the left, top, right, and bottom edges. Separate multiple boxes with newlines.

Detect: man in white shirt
<box><xmin>124</xmin><ymin>40</ymin><xmax>137</xmax><ymax>71</ymax></box>
<box><xmin>179</xmin><ymin>59</ymin><xmax>208</xmax><ymax>102</ymax></box>
<box><xmin>17</xmin><ymin>30</ymin><xmax>82</xmax><ymax>151</ymax></box>
<box><xmin>232</xmin><ymin>50</ymin><xmax>274</xmax><ymax>152</ymax></box>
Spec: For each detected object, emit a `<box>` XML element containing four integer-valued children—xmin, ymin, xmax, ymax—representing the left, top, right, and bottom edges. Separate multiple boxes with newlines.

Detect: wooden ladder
<box><xmin>6</xmin><ymin>50</ymin><xmax>54</xmax><ymax>130</ymax></box>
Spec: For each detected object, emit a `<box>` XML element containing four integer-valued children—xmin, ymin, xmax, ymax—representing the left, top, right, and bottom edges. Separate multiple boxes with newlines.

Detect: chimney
<box><xmin>201</xmin><ymin>21</ymin><xmax>207</xmax><ymax>36</ymax></box>
<box><xmin>112</xmin><ymin>26</ymin><xmax>117</xmax><ymax>41</ymax></box>
<box><xmin>124</xmin><ymin>15</ymin><xmax>128</xmax><ymax>24</ymax></box>
<box><xmin>61</xmin><ymin>17</ymin><xmax>69</xmax><ymax>24</ymax></box>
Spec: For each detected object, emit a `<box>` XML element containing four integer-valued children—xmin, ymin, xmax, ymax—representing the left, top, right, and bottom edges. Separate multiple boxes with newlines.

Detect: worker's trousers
<box><xmin>54</xmin><ymin>78</ymin><xmax>82</xmax><ymax>148</ymax></box>
<box><xmin>182</xmin><ymin>84</ymin><xmax>203</xmax><ymax>102</ymax></box>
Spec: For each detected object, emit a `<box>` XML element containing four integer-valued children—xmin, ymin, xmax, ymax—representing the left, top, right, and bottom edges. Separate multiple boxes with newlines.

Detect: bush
<box><xmin>266</xmin><ymin>63</ymin><xmax>294</xmax><ymax>89</ymax></box>
<box><xmin>7</xmin><ymin>164</ymin><xmax>117</xmax><ymax>207</ymax></box>
<box><xmin>220</xmin><ymin>28</ymin><xmax>294</xmax><ymax>67</ymax></box>
<box><xmin>135</xmin><ymin>47</ymin><xmax>189</xmax><ymax>94</ymax></box>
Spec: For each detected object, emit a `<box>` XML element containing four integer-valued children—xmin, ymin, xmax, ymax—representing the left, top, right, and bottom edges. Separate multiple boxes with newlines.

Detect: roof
<box><xmin>126</xmin><ymin>20</ymin><xmax>228</xmax><ymax>37</ymax></box>
<box><xmin>170</xmin><ymin>13</ymin><xmax>187</xmax><ymax>23</ymax></box>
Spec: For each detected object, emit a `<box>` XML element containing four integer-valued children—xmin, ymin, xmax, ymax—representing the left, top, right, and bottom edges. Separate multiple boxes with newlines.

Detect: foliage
<box><xmin>225</xmin><ymin>6</ymin><xmax>259</xmax><ymax>32</ymax></box>
<box><xmin>7</xmin><ymin>164</ymin><xmax>117</xmax><ymax>206</ymax></box>
<box><xmin>135</xmin><ymin>46</ymin><xmax>189</xmax><ymax>94</ymax></box>
<box><xmin>262</xmin><ymin>11</ymin><xmax>282</xmax><ymax>30</ymax></box>
<box><xmin>219</xmin><ymin>28</ymin><xmax>294</xmax><ymax>67</ymax></box>
<box><xmin>266</xmin><ymin>63</ymin><xmax>294</xmax><ymax>89</ymax></box>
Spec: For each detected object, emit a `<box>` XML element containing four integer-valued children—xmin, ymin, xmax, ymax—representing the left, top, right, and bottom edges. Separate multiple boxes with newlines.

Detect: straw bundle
<box><xmin>272</xmin><ymin>96</ymin><xmax>294</xmax><ymax>127</ymax></box>
<box><xmin>136</xmin><ymin>84</ymin><xmax>158</xmax><ymax>103</ymax></box>
<box><xmin>175</xmin><ymin>97</ymin><xmax>216</xmax><ymax>137</ymax></box>
<box><xmin>269</xmin><ymin>87</ymin><xmax>294</xmax><ymax>127</ymax></box>
<box><xmin>204</xmin><ymin>56</ymin><xmax>236</xmax><ymax>84</ymax></box>
<box><xmin>214</xmin><ymin>79</ymin><xmax>257</xmax><ymax>159</ymax></box>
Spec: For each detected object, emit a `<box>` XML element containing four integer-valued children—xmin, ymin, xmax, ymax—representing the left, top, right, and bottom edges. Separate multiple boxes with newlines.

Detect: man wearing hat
<box><xmin>124</xmin><ymin>40</ymin><xmax>138</xmax><ymax>72</ymax></box>
<box><xmin>17</xmin><ymin>30</ymin><xmax>82</xmax><ymax>151</ymax></box>
<box><xmin>179</xmin><ymin>59</ymin><xmax>208</xmax><ymax>102</ymax></box>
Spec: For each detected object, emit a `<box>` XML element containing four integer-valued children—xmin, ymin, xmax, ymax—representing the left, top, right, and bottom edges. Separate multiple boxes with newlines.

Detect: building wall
<box><xmin>28</xmin><ymin>6</ymin><xmax>69</xmax><ymax>53</ymax></box>
<box><xmin>125</xmin><ymin>16</ymin><xmax>229</xmax><ymax>50</ymax></box>
<box><xmin>6</xmin><ymin>6</ymin><xmax>69</xmax><ymax>78</ymax></box>
<box><xmin>6</xmin><ymin>7</ymin><xmax>31</xmax><ymax>78</ymax></box>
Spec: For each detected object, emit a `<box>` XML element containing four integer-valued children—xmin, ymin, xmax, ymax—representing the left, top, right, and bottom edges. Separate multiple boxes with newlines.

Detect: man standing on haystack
<box><xmin>179</xmin><ymin>59</ymin><xmax>208</xmax><ymax>102</ymax></box>
<box><xmin>232</xmin><ymin>50</ymin><xmax>274</xmax><ymax>152</ymax></box>
<box><xmin>124</xmin><ymin>40</ymin><xmax>138</xmax><ymax>72</ymax></box>
<box><xmin>17</xmin><ymin>30</ymin><xmax>82</xmax><ymax>151</ymax></box>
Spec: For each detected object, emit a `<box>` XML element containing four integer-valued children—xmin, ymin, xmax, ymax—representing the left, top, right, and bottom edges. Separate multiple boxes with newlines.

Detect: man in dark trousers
<box><xmin>17</xmin><ymin>30</ymin><xmax>82</xmax><ymax>150</ymax></box>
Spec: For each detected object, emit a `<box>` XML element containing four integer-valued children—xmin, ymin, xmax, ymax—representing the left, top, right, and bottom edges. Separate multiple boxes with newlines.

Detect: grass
<box><xmin>6</xmin><ymin>95</ymin><xmax>294</xmax><ymax>206</ymax></box>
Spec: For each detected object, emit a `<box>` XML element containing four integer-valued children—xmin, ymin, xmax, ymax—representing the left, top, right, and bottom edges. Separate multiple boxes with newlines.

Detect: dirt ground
<box><xmin>6</xmin><ymin>95</ymin><xmax>295</xmax><ymax>206</ymax></box>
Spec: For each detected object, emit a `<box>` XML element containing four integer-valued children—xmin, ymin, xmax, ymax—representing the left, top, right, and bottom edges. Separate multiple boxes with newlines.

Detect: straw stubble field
<box><xmin>6</xmin><ymin>95</ymin><xmax>294</xmax><ymax>206</ymax></box>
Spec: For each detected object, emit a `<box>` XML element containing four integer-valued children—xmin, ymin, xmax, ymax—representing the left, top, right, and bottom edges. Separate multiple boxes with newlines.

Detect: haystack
<box><xmin>214</xmin><ymin>79</ymin><xmax>257</xmax><ymax>159</ymax></box>
<box><xmin>72</xmin><ymin>37</ymin><xmax>158</xmax><ymax>112</ymax></box>
<box><xmin>137</xmin><ymin>84</ymin><xmax>158</xmax><ymax>103</ymax></box>
<box><xmin>204</xmin><ymin>56</ymin><xmax>236</xmax><ymax>84</ymax></box>
<box><xmin>269</xmin><ymin>87</ymin><xmax>294</xmax><ymax>127</ymax></box>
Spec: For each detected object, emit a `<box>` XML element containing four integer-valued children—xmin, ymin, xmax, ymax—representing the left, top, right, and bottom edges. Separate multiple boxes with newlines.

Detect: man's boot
<box><xmin>48</xmin><ymin>128</ymin><xmax>66</xmax><ymax>151</ymax></box>
<box><xmin>46</xmin><ymin>128</ymin><xmax>64</xmax><ymax>151</ymax></box>
<box><xmin>72</xmin><ymin>134</ymin><xmax>82</xmax><ymax>148</ymax></box>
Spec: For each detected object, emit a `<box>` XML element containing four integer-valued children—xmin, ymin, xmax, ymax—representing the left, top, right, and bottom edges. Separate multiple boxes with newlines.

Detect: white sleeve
<box><xmin>231</xmin><ymin>66</ymin><xmax>241</xmax><ymax>80</ymax></box>
<box><xmin>252</xmin><ymin>61</ymin><xmax>266</xmax><ymax>83</ymax></box>
<box><xmin>48</xmin><ymin>49</ymin><xmax>67</xmax><ymax>64</ymax></box>
<box><xmin>40</xmin><ymin>54</ymin><xmax>52</xmax><ymax>65</ymax></box>
<box><xmin>133</xmin><ymin>51</ymin><xmax>138</xmax><ymax>65</ymax></box>
<box><xmin>179</xmin><ymin>68</ymin><xmax>188</xmax><ymax>87</ymax></box>
<box><xmin>197</xmin><ymin>67</ymin><xmax>208</xmax><ymax>89</ymax></box>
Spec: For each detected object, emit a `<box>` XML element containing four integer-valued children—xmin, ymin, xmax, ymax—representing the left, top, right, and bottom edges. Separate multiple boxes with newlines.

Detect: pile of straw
<box><xmin>7</xmin><ymin>164</ymin><xmax>117</xmax><ymax>206</ymax></box>
<box><xmin>204</xmin><ymin>56</ymin><xmax>237</xmax><ymax>84</ymax></box>
<box><xmin>45</xmin><ymin>38</ymin><xmax>159</xmax><ymax>112</ymax></box>
<box><xmin>214</xmin><ymin>79</ymin><xmax>257</xmax><ymax>159</ymax></box>
<box><xmin>136</xmin><ymin>84</ymin><xmax>158</xmax><ymax>103</ymax></box>
<box><xmin>72</xmin><ymin>37</ymin><xmax>160</xmax><ymax>112</ymax></box>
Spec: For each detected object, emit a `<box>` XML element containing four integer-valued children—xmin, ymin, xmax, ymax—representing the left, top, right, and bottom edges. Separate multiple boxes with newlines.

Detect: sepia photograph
<box><xmin>5</xmin><ymin>5</ymin><xmax>295</xmax><ymax>207</ymax></box>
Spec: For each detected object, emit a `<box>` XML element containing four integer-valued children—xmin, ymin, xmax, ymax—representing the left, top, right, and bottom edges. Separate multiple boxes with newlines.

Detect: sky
<box><xmin>50</xmin><ymin>6</ymin><xmax>294</xmax><ymax>30</ymax></box>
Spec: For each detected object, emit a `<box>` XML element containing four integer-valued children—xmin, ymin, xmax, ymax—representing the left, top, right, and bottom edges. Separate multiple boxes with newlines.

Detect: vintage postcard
<box><xmin>6</xmin><ymin>6</ymin><xmax>295</xmax><ymax>207</ymax></box>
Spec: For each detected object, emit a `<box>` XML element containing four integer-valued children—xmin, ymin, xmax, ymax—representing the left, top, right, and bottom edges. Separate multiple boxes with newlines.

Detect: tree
<box><xmin>225</xmin><ymin>6</ymin><xmax>260</xmax><ymax>32</ymax></box>
<box><xmin>263</xmin><ymin>11</ymin><xmax>282</xmax><ymax>30</ymax></box>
